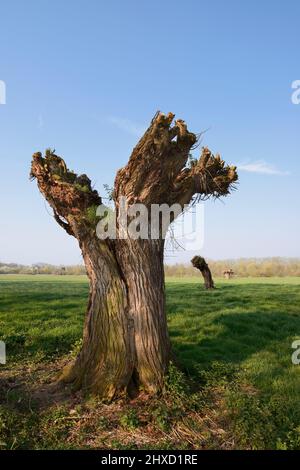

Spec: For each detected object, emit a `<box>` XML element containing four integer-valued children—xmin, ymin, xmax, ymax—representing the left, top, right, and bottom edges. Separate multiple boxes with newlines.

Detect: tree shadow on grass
<box><xmin>172</xmin><ymin>310</ymin><xmax>300</xmax><ymax>368</ymax></box>
<box><xmin>167</xmin><ymin>282</ymin><xmax>300</xmax><ymax>375</ymax></box>
<box><xmin>0</xmin><ymin>287</ymin><xmax>89</xmax><ymax>311</ymax></box>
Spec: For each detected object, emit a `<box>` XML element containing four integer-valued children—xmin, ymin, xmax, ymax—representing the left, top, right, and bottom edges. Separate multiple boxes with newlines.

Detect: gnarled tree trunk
<box><xmin>30</xmin><ymin>112</ymin><xmax>237</xmax><ymax>399</ymax></box>
<box><xmin>191</xmin><ymin>256</ymin><xmax>215</xmax><ymax>289</ymax></box>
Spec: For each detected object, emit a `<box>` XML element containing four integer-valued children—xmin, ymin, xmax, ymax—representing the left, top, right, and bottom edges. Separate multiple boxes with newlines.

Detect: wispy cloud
<box><xmin>38</xmin><ymin>114</ymin><xmax>44</xmax><ymax>129</ymax></box>
<box><xmin>107</xmin><ymin>116</ymin><xmax>146</xmax><ymax>137</ymax></box>
<box><xmin>238</xmin><ymin>160</ymin><xmax>289</xmax><ymax>176</ymax></box>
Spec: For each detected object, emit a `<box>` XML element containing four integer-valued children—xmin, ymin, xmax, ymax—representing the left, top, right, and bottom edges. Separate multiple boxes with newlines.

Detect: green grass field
<box><xmin>1</xmin><ymin>275</ymin><xmax>300</xmax><ymax>449</ymax></box>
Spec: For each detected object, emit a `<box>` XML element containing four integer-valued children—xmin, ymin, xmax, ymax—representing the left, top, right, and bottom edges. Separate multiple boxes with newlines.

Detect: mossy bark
<box><xmin>61</xmin><ymin>237</ymin><xmax>169</xmax><ymax>397</ymax></box>
<box><xmin>60</xmin><ymin>237</ymin><xmax>134</xmax><ymax>398</ymax></box>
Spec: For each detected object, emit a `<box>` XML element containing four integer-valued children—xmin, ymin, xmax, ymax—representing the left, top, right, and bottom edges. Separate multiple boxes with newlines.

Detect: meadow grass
<box><xmin>0</xmin><ymin>275</ymin><xmax>300</xmax><ymax>449</ymax></box>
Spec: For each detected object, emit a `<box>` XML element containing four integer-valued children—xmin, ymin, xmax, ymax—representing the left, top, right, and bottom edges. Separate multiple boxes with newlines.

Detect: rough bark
<box><xmin>30</xmin><ymin>112</ymin><xmax>238</xmax><ymax>399</ymax></box>
<box><xmin>191</xmin><ymin>256</ymin><xmax>215</xmax><ymax>289</ymax></box>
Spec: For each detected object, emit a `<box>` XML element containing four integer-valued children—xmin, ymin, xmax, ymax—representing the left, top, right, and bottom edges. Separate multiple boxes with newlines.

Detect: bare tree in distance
<box><xmin>191</xmin><ymin>256</ymin><xmax>215</xmax><ymax>289</ymax></box>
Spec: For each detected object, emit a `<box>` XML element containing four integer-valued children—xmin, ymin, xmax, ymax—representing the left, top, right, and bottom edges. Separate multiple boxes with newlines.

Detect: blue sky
<box><xmin>0</xmin><ymin>0</ymin><xmax>299</xmax><ymax>265</ymax></box>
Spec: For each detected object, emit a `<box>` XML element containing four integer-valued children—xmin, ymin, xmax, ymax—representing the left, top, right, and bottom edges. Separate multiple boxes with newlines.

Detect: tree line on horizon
<box><xmin>165</xmin><ymin>257</ymin><xmax>300</xmax><ymax>277</ymax></box>
<box><xmin>1</xmin><ymin>257</ymin><xmax>300</xmax><ymax>277</ymax></box>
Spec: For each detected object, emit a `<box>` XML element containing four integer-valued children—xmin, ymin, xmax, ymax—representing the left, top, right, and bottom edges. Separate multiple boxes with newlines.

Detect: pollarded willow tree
<box><xmin>30</xmin><ymin>112</ymin><xmax>238</xmax><ymax>399</ymax></box>
<box><xmin>191</xmin><ymin>256</ymin><xmax>215</xmax><ymax>289</ymax></box>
